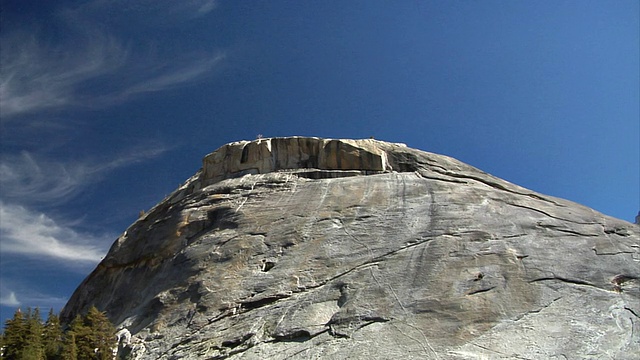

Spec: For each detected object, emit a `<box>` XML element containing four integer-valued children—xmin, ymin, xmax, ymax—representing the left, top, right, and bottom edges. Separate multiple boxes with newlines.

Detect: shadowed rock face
<box><xmin>61</xmin><ymin>137</ymin><xmax>640</xmax><ymax>359</ymax></box>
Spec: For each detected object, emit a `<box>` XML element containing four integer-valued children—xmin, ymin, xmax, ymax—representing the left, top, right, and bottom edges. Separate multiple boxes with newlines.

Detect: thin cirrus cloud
<box><xmin>109</xmin><ymin>53</ymin><xmax>226</xmax><ymax>101</ymax></box>
<box><xmin>0</xmin><ymin>30</ymin><xmax>225</xmax><ymax>119</ymax></box>
<box><xmin>125</xmin><ymin>0</ymin><xmax>218</xmax><ymax>20</ymax></box>
<box><xmin>69</xmin><ymin>0</ymin><xmax>218</xmax><ymax>23</ymax></box>
<box><xmin>0</xmin><ymin>201</ymin><xmax>110</xmax><ymax>263</ymax></box>
<box><xmin>0</xmin><ymin>146</ymin><xmax>167</xmax><ymax>265</ymax></box>
<box><xmin>0</xmin><ymin>0</ymin><xmax>224</xmax><ymax>120</ymax></box>
<box><xmin>0</xmin><ymin>152</ymin><xmax>91</xmax><ymax>204</ymax></box>
<box><xmin>0</xmin><ymin>30</ymin><xmax>129</xmax><ymax>119</ymax></box>
<box><xmin>0</xmin><ymin>0</ymin><xmax>220</xmax><ymax>315</ymax></box>
<box><xmin>0</xmin><ymin>145</ymin><xmax>169</xmax><ymax>205</ymax></box>
<box><xmin>0</xmin><ymin>146</ymin><xmax>167</xmax><ymax>314</ymax></box>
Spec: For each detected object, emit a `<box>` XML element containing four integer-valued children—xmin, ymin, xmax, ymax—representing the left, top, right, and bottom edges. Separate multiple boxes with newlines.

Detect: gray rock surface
<box><xmin>61</xmin><ymin>137</ymin><xmax>640</xmax><ymax>359</ymax></box>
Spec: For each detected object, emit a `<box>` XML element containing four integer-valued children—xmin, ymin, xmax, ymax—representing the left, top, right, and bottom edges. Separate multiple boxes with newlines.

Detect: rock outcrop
<box><xmin>202</xmin><ymin>138</ymin><xmax>390</xmax><ymax>185</ymax></box>
<box><xmin>61</xmin><ymin>137</ymin><xmax>640</xmax><ymax>359</ymax></box>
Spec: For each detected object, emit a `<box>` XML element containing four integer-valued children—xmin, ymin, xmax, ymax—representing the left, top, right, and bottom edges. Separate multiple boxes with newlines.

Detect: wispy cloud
<box><xmin>0</xmin><ymin>0</ymin><xmax>219</xmax><ymax>321</ymax></box>
<box><xmin>0</xmin><ymin>30</ymin><xmax>128</xmax><ymax>119</ymax></box>
<box><xmin>67</xmin><ymin>0</ymin><xmax>218</xmax><ymax>23</ymax></box>
<box><xmin>119</xmin><ymin>0</ymin><xmax>219</xmax><ymax>20</ymax></box>
<box><xmin>96</xmin><ymin>145</ymin><xmax>171</xmax><ymax>173</ymax></box>
<box><xmin>0</xmin><ymin>144</ymin><xmax>169</xmax><ymax>205</ymax></box>
<box><xmin>0</xmin><ymin>0</ymin><xmax>223</xmax><ymax>120</ymax></box>
<box><xmin>115</xmin><ymin>54</ymin><xmax>226</xmax><ymax>98</ymax></box>
<box><xmin>0</xmin><ymin>291</ymin><xmax>20</xmax><ymax>307</ymax></box>
<box><xmin>0</xmin><ymin>152</ymin><xmax>91</xmax><ymax>204</ymax></box>
<box><xmin>195</xmin><ymin>0</ymin><xmax>218</xmax><ymax>16</ymax></box>
<box><xmin>0</xmin><ymin>202</ymin><xmax>110</xmax><ymax>263</ymax></box>
<box><xmin>0</xmin><ymin>145</ymin><xmax>168</xmax><ymax>314</ymax></box>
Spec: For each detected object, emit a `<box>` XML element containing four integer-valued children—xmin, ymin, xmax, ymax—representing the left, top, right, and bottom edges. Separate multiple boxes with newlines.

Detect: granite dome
<box><xmin>62</xmin><ymin>137</ymin><xmax>640</xmax><ymax>359</ymax></box>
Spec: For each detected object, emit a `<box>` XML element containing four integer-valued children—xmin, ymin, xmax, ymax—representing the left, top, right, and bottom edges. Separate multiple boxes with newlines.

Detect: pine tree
<box><xmin>2</xmin><ymin>308</ymin><xmax>27</xmax><ymax>359</ymax></box>
<box><xmin>63</xmin><ymin>316</ymin><xmax>87</xmax><ymax>360</ymax></box>
<box><xmin>82</xmin><ymin>307</ymin><xmax>115</xmax><ymax>360</ymax></box>
<box><xmin>43</xmin><ymin>309</ymin><xmax>63</xmax><ymax>360</ymax></box>
<box><xmin>60</xmin><ymin>332</ymin><xmax>77</xmax><ymax>360</ymax></box>
<box><xmin>2</xmin><ymin>307</ymin><xmax>116</xmax><ymax>360</ymax></box>
<box><xmin>21</xmin><ymin>307</ymin><xmax>45</xmax><ymax>360</ymax></box>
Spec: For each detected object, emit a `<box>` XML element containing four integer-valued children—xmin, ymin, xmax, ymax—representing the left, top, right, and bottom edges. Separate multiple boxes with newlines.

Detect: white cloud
<box><xmin>0</xmin><ymin>30</ymin><xmax>128</xmax><ymax>119</ymax></box>
<box><xmin>115</xmin><ymin>54</ymin><xmax>226</xmax><ymax>98</ymax></box>
<box><xmin>0</xmin><ymin>145</ymin><xmax>168</xmax><ymax>205</ymax></box>
<box><xmin>0</xmin><ymin>284</ymin><xmax>70</xmax><ymax>311</ymax></box>
<box><xmin>135</xmin><ymin>0</ymin><xmax>219</xmax><ymax>19</ymax></box>
<box><xmin>196</xmin><ymin>0</ymin><xmax>218</xmax><ymax>16</ymax></box>
<box><xmin>0</xmin><ymin>152</ymin><xmax>91</xmax><ymax>204</ymax></box>
<box><xmin>0</xmin><ymin>291</ymin><xmax>20</xmax><ymax>307</ymax></box>
<box><xmin>0</xmin><ymin>145</ymin><xmax>167</xmax><ymax>265</ymax></box>
<box><xmin>0</xmin><ymin>0</ymin><xmax>223</xmax><ymax>120</ymax></box>
<box><xmin>82</xmin><ymin>0</ymin><xmax>219</xmax><ymax>21</ymax></box>
<box><xmin>0</xmin><ymin>0</ymin><xmax>219</xmax><ymax>317</ymax></box>
<box><xmin>97</xmin><ymin>145</ymin><xmax>171</xmax><ymax>173</ymax></box>
<box><xmin>0</xmin><ymin>202</ymin><xmax>110</xmax><ymax>263</ymax></box>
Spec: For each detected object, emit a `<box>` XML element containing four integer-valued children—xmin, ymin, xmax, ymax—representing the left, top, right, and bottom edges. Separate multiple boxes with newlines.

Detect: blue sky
<box><xmin>1</xmin><ymin>0</ymin><xmax>638</xmax><ymax>325</ymax></box>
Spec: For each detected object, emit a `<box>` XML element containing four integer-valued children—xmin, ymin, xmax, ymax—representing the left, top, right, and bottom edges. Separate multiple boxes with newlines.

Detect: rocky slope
<box><xmin>61</xmin><ymin>137</ymin><xmax>640</xmax><ymax>359</ymax></box>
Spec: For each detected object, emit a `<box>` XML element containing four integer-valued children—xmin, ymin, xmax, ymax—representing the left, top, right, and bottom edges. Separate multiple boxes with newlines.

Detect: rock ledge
<box><xmin>201</xmin><ymin>137</ymin><xmax>406</xmax><ymax>186</ymax></box>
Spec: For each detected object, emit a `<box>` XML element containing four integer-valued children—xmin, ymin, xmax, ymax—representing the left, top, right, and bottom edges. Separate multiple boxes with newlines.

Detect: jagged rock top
<box><xmin>201</xmin><ymin>137</ymin><xmax>406</xmax><ymax>186</ymax></box>
<box><xmin>62</xmin><ymin>137</ymin><xmax>640</xmax><ymax>360</ymax></box>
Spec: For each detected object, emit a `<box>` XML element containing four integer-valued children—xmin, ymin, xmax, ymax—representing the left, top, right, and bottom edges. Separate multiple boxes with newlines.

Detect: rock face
<box><xmin>61</xmin><ymin>137</ymin><xmax>640</xmax><ymax>359</ymax></box>
<box><xmin>201</xmin><ymin>138</ymin><xmax>390</xmax><ymax>185</ymax></box>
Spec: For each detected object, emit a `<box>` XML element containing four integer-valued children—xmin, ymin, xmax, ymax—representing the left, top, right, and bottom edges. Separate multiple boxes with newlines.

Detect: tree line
<box><xmin>1</xmin><ymin>306</ymin><xmax>116</xmax><ymax>360</ymax></box>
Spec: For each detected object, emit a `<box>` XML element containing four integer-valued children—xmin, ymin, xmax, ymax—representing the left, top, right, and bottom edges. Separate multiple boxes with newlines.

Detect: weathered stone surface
<box><xmin>201</xmin><ymin>137</ymin><xmax>390</xmax><ymax>186</ymax></box>
<box><xmin>61</xmin><ymin>137</ymin><xmax>640</xmax><ymax>359</ymax></box>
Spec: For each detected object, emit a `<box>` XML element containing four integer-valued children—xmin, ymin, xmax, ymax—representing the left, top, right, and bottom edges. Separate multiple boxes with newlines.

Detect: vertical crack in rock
<box><xmin>624</xmin><ymin>307</ymin><xmax>639</xmax><ymax>318</ymax></box>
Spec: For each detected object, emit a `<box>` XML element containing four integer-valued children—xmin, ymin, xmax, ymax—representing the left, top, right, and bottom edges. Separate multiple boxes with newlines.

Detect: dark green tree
<box><xmin>21</xmin><ymin>307</ymin><xmax>45</xmax><ymax>360</ymax></box>
<box><xmin>82</xmin><ymin>307</ymin><xmax>115</xmax><ymax>360</ymax></box>
<box><xmin>2</xmin><ymin>307</ymin><xmax>116</xmax><ymax>360</ymax></box>
<box><xmin>62</xmin><ymin>307</ymin><xmax>115</xmax><ymax>360</ymax></box>
<box><xmin>1</xmin><ymin>308</ymin><xmax>27</xmax><ymax>359</ymax></box>
<box><xmin>60</xmin><ymin>331</ymin><xmax>77</xmax><ymax>360</ymax></box>
<box><xmin>63</xmin><ymin>316</ymin><xmax>86</xmax><ymax>360</ymax></box>
<box><xmin>43</xmin><ymin>309</ymin><xmax>63</xmax><ymax>360</ymax></box>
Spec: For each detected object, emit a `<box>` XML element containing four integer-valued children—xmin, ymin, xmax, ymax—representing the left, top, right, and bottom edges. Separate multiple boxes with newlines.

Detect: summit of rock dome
<box><xmin>200</xmin><ymin>137</ymin><xmax>408</xmax><ymax>186</ymax></box>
